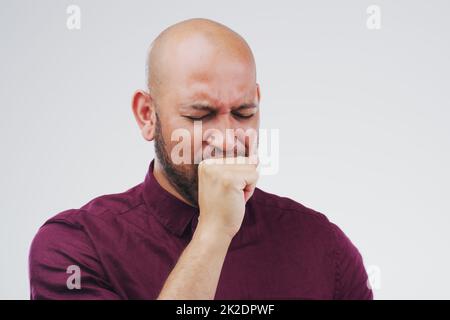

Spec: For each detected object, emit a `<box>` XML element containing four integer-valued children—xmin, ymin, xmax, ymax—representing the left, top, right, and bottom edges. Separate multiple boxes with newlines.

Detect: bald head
<box><xmin>146</xmin><ymin>18</ymin><xmax>256</xmax><ymax>99</ymax></box>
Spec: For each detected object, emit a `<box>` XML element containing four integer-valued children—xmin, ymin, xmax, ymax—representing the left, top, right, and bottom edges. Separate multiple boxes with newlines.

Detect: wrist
<box><xmin>193</xmin><ymin>219</ymin><xmax>234</xmax><ymax>247</ymax></box>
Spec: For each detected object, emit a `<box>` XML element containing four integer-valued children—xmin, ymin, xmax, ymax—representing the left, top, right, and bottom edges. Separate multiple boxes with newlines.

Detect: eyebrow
<box><xmin>188</xmin><ymin>102</ymin><xmax>258</xmax><ymax>112</ymax></box>
<box><xmin>190</xmin><ymin>104</ymin><xmax>216</xmax><ymax>112</ymax></box>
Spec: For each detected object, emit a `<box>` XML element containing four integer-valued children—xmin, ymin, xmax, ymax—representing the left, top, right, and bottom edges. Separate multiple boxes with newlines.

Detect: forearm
<box><xmin>157</xmin><ymin>223</ymin><xmax>232</xmax><ymax>300</ymax></box>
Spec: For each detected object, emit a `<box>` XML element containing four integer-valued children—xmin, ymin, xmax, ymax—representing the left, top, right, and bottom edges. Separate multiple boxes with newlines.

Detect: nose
<box><xmin>203</xmin><ymin>115</ymin><xmax>246</xmax><ymax>158</ymax></box>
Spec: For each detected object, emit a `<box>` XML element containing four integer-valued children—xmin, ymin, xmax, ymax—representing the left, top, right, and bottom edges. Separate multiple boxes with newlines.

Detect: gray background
<box><xmin>1</xmin><ymin>0</ymin><xmax>449</xmax><ymax>299</ymax></box>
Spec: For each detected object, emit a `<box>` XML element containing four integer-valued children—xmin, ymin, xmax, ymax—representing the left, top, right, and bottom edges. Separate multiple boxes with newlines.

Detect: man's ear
<box><xmin>132</xmin><ymin>90</ymin><xmax>156</xmax><ymax>141</ymax></box>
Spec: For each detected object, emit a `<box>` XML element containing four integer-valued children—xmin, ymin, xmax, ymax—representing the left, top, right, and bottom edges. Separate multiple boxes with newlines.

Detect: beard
<box><xmin>154</xmin><ymin>113</ymin><xmax>199</xmax><ymax>207</ymax></box>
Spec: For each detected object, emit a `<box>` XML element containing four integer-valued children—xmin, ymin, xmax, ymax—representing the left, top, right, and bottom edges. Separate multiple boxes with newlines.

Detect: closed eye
<box><xmin>232</xmin><ymin>112</ymin><xmax>255</xmax><ymax>119</ymax></box>
<box><xmin>183</xmin><ymin>114</ymin><xmax>213</xmax><ymax>121</ymax></box>
<box><xmin>183</xmin><ymin>112</ymin><xmax>255</xmax><ymax>121</ymax></box>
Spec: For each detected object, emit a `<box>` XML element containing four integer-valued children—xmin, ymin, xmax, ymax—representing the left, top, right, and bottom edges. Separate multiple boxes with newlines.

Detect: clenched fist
<box><xmin>197</xmin><ymin>156</ymin><xmax>259</xmax><ymax>239</ymax></box>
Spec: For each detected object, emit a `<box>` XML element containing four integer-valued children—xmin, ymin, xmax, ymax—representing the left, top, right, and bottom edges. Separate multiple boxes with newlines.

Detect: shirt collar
<box><xmin>142</xmin><ymin>159</ymin><xmax>199</xmax><ymax>237</ymax></box>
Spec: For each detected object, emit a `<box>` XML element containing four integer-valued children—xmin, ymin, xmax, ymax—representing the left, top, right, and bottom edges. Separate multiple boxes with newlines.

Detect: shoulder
<box><xmin>41</xmin><ymin>182</ymin><xmax>145</xmax><ymax>228</ymax></box>
<box><xmin>250</xmin><ymin>187</ymin><xmax>372</xmax><ymax>299</ymax></box>
<box><xmin>29</xmin><ymin>211</ymin><xmax>121</xmax><ymax>299</ymax></box>
<box><xmin>29</xmin><ymin>213</ymin><xmax>94</xmax><ymax>266</ymax></box>
<box><xmin>250</xmin><ymin>186</ymin><xmax>364</xmax><ymax>256</ymax></box>
<box><xmin>27</xmin><ymin>184</ymin><xmax>146</xmax><ymax>299</ymax></box>
<box><xmin>30</xmin><ymin>183</ymin><xmax>146</xmax><ymax>269</ymax></box>
<box><xmin>251</xmin><ymin>187</ymin><xmax>365</xmax><ymax>254</ymax></box>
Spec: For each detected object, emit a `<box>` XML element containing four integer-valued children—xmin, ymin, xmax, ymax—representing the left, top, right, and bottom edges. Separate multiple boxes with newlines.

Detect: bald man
<box><xmin>29</xmin><ymin>18</ymin><xmax>373</xmax><ymax>300</ymax></box>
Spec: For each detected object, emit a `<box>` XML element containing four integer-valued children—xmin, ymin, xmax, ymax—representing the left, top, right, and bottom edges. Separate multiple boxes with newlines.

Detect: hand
<box><xmin>196</xmin><ymin>156</ymin><xmax>259</xmax><ymax>239</ymax></box>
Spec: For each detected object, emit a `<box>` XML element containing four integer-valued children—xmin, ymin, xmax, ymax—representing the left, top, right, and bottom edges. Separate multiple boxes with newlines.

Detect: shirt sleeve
<box><xmin>29</xmin><ymin>220</ymin><xmax>121</xmax><ymax>300</ymax></box>
<box><xmin>331</xmin><ymin>223</ymin><xmax>373</xmax><ymax>300</ymax></box>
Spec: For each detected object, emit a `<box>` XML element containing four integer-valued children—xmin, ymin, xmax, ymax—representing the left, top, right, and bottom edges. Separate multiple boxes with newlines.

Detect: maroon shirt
<box><xmin>29</xmin><ymin>159</ymin><xmax>373</xmax><ymax>300</ymax></box>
